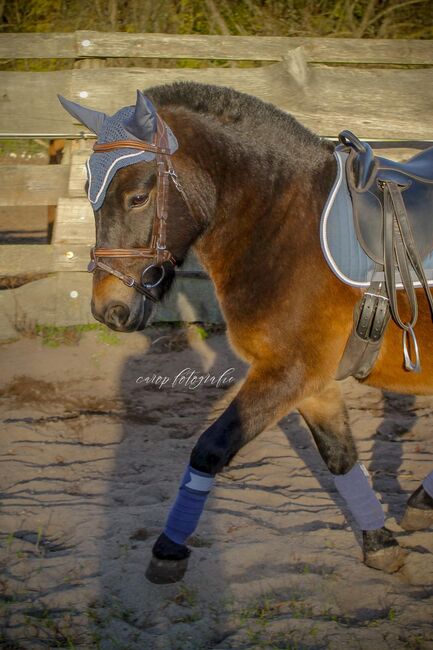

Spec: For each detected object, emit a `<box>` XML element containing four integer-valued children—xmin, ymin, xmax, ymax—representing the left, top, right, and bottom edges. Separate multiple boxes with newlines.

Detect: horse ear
<box><xmin>57</xmin><ymin>95</ymin><xmax>107</xmax><ymax>135</ymax></box>
<box><xmin>125</xmin><ymin>90</ymin><xmax>157</xmax><ymax>142</ymax></box>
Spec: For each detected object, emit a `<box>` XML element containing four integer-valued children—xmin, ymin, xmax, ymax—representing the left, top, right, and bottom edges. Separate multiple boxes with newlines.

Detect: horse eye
<box><xmin>130</xmin><ymin>193</ymin><xmax>149</xmax><ymax>207</ymax></box>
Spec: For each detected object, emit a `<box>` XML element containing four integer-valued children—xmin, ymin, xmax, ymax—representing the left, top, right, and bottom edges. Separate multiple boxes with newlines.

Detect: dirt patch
<box><xmin>0</xmin><ymin>329</ymin><xmax>432</xmax><ymax>649</ymax></box>
<box><xmin>0</xmin><ymin>376</ymin><xmax>60</xmax><ymax>402</ymax></box>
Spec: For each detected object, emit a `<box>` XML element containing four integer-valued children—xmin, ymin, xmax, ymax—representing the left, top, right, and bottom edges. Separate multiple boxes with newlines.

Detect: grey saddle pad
<box><xmin>320</xmin><ymin>151</ymin><xmax>433</xmax><ymax>288</ymax></box>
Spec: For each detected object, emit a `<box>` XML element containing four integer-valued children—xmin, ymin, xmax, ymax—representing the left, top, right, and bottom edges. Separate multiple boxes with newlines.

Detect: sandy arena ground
<box><xmin>0</xmin><ymin>326</ymin><xmax>432</xmax><ymax>650</ymax></box>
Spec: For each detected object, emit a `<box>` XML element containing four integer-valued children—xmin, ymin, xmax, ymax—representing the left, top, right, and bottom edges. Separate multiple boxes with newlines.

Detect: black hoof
<box><xmin>407</xmin><ymin>485</ymin><xmax>433</xmax><ymax>510</ymax></box>
<box><xmin>363</xmin><ymin>527</ymin><xmax>398</xmax><ymax>554</ymax></box>
<box><xmin>363</xmin><ymin>527</ymin><xmax>407</xmax><ymax>573</ymax></box>
<box><xmin>145</xmin><ymin>555</ymin><xmax>189</xmax><ymax>584</ymax></box>
<box><xmin>401</xmin><ymin>486</ymin><xmax>433</xmax><ymax>531</ymax></box>
<box><xmin>145</xmin><ymin>533</ymin><xmax>191</xmax><ymax>584</ymax></box>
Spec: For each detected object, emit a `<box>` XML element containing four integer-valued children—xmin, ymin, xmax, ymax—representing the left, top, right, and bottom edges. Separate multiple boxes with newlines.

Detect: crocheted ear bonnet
<box><xmin>58</xmin><ymin>90</ymin><xmax>178</xmax><ymax>211</ymax></box>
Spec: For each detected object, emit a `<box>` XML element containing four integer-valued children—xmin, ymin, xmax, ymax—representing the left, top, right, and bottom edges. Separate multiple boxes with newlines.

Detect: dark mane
<box><xmin>144</xmin><ymin>81</ymin><xmax>333</xmax><ymax>168</ymax></box>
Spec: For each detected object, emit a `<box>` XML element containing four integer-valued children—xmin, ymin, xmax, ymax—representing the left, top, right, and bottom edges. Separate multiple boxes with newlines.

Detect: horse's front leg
<box><xmin>298</xmin><ymin>381</ymin><xmax>407</xmax><ymax>573</ymax></box>
<box><xmin>146</xmin><ymin>363</ymin><xmax>303</xmax><ymax>583</ymax></box>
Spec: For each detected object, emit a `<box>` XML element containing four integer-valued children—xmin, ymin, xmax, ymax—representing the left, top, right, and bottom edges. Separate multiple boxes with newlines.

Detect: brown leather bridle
<box><xmin>87</xmin><ymin>114</ymin><xmax>188</xmax><ymax>302</ymax></box>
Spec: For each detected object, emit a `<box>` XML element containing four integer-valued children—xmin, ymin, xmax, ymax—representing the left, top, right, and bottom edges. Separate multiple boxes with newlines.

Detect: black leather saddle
<box><xmin>338</xmin><ymin>131</ymin><xmax>433</xmax><ymax>264</ymax></box>
<box><xmin>336</xmin><ymin>131</ymin><xmax>433</xmax><ymax>377</ymax></box>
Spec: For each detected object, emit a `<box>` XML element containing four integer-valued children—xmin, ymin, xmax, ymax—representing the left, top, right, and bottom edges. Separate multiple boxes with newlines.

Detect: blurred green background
<box><xmin>1</xmin><ymin>0</ymin><xmax>431</xmax><ymax>39</ymax></box>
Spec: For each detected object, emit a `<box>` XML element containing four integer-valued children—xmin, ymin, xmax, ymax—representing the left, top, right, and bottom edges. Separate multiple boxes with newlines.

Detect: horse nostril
<box><xmin>104</xmin><ymin>302</ymin><xmax>130</xmax><ymax>329</ymax></box>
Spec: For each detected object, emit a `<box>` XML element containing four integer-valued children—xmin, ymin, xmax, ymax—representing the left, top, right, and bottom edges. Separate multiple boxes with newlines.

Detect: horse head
<box><xmin>59</xmin><ymin>90</ymin><xmax>201</xmax><ymax>331</ymax></box>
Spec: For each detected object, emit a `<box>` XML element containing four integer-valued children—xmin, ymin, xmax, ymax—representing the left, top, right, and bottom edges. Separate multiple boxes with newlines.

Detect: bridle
<box><xmin>87</xmin><ymin>114</ymin><xmax>188</xmax><ymax>302</ymax></box>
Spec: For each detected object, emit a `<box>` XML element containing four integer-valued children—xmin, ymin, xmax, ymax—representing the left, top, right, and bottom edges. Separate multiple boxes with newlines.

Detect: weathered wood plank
<box><xmin>0</xmin><ymin>244</ymin><xmax>91</xmax><ymax>276</ymax></box>
<box><xmin>76</xmin><ymin>32</ymin><xmax>433</xmax><ymax>65</ymax></box>
<box><xmin>0</xmin><ymin>269</ymin><xmax>222</xmax><ymax>338</ymax></box>
<box><xmin>0</xmin><ymin>165</ymin><xmax>69</xmax><ymax>206</ymax></box>
<box><xmin>0</xmin><ymin>33</ymin><xmax>76</xmax><ymax>59</ymax></box>
<box><xmin>0</xmin><ymin>273</ymin><xmax>93</xmax><ymax>332</ymax></box>
<box><xmin>1</xmin><ymin>53</ymin><xmax>432</xmax><ymax>138</ymax></box>
<box><xmin>267</xmin><ymin>52</ymin><xmax>433</xmax><ymax>138</ymax></box>
<box><xmin>274</xmin><ymin>37</ymin><xmax>433</xmax><ymax>65</ymax></box>
<box><xmin>0</xmin><ymin>244</ymin><xmax>205</xmax><ymax>276</ymax></box>
<box><xmin>52</xmin><ymin>198</ymin><xmax>94</xmax><ymax>244</ymax></box>
<box><xmin>69</xmin><ymin>56</ymin><xmax>433</xmax><ymax>138</ymax></box>
<box><xmin>68</xmin><ymin>143</ymin><xmax>92</xmax><ymax>197</ymax></box>
<box><xmin>2</xmin><ymin>32</ymin><xmax>431</xmax><ymax>65</ymax></box>
<box><xmin>0</xmin><ymin>71</ymin><xmax>73</xmax><ymax>134</ymax></box>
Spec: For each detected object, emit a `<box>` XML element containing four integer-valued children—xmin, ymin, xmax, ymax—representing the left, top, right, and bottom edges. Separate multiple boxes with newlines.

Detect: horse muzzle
<box><xmin>92</xmin><ymin>296</ymin><xmax>155</xmax><ymax>332</ymax></box>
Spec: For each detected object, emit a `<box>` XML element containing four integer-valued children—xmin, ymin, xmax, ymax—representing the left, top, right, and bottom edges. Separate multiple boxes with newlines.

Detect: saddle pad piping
<box><xmin>320</xmin><ymin>151</ymin><xmax>369</xmax><ymax>288</ymax></box>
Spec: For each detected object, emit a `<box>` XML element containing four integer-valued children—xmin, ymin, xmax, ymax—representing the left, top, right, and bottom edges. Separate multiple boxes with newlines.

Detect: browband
<box><xmin>93</xmin><ymin>140</ymin><xmax>170</xmax><ymax>155</ymax></box>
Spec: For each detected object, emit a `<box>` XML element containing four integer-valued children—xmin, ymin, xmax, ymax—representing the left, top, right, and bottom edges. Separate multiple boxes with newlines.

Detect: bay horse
<box><xmin>59</xmin><ymin>82</ymin><xmax>433</xmax><ymax>584</ymax></box>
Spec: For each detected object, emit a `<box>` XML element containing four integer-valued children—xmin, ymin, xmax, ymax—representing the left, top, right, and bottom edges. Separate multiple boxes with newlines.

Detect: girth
<box><xmin>87</xmin><ymin>115</ymin><xmax>188</xmax><ymax>302</ymax></box>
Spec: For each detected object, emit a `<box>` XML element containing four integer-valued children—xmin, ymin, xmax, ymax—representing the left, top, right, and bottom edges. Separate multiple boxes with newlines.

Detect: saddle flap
<box><xmin>339</xmin><ymin>132</ymin><xmax>433</xmax><ymax>265</ymax></box>
<box><xmin>351</xmin><ymin>174</ymin><xmax>433</xmax><ymax>264</ymax></box>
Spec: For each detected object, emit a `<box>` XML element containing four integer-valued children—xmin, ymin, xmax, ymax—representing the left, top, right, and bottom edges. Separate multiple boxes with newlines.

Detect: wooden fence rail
<box><xmin>1</xmin><ymin>32</ymin><xmax>432</xmax><ymax>64</ymax></box>
<box><xmin>0</xmin><ymin>32</ymin><xmax>432</xmax><ymax>340</ymax></box>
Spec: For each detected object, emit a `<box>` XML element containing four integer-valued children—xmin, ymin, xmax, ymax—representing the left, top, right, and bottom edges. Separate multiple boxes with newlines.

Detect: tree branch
<box><xmin>204</xmin><ymin>0</ymin><xmax>231</xmax><ymax>35</ymax></box>
<box><xmin>354</xmin><ymin>0</ymin><xmax>378</xmax><ymax>37</ymax></box>
<box><xmin>367</xmin><ymin>0</ymin><xmax>428</xmax><ymax>27</ymax></box>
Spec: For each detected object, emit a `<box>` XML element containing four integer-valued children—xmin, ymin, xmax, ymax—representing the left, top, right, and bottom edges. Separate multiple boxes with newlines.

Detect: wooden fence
<box><xmin>0</xmin><ymin>32</ymin><xmax>432</xmax><ymax>340</ymax></box>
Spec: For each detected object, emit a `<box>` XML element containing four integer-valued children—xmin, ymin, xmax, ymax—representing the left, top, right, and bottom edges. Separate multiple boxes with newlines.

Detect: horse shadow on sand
<box><xmin>97</xmin><ymin>319</ymin><xmax>427</xmax><ymax>647</ymax></box>
<box><xmin>97</xmin><ymin>321</ymin><xmax>251</xmax><ymax>647</ymax></box>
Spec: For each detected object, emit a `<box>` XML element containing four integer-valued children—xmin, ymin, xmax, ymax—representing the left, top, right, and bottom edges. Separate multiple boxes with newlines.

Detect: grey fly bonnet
<box><xmin>58</xmin><ymin>90</ymin><xmax>178</xmax><ymax>211</ymax></box>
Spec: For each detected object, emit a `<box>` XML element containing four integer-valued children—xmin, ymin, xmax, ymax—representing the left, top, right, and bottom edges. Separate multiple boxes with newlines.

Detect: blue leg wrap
<box><xmin>164</xmin><ymin>465</ymin><xmax>214</xmax><ymax>545</ymax></box>
<box><xmin>422</xmin><ymin>470</ymin><xmax>433</xmax><ymax>498</ymax></box>
<box><xmin>333</xmin><ymin>462</ymin><xmax>385</xmax><ymax>531</ymax></box>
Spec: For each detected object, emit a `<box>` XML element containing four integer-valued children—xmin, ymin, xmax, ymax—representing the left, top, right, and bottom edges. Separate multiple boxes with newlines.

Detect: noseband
<box><xmin>87</xmin><ymin>115</ymin><xmax>188</xmax><ymax>302</ymax></box>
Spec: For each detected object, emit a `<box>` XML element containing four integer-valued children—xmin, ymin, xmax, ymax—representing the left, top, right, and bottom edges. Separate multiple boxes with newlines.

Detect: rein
<box><xmin>87</xmin><ymin>115</ymin><xmax>188</xmax><ymax>302</ymax></box>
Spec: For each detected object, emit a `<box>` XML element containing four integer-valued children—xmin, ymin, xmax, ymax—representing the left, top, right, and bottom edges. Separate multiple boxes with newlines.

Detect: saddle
<box><xmin>336</xmin><ymin>131</ymin><xmax>433</xmax><ymax>378</ymax></box>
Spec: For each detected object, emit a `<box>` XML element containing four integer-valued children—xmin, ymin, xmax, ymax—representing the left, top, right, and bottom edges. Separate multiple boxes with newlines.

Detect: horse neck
<box><xmin>166</xmin><ymin>108</ymin><xmax>336</xmax><ymax>282</ymax></box>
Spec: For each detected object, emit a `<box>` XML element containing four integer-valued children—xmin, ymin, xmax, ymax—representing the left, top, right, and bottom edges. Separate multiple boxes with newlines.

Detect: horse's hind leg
<box><xmin>147</xmin><ymin>363</ymin><xmax>307</xmax><ymax>583</ymax></box>
<box><xmin>401</xmin><ymin>471</ymin><xmax>433</xmax><ymax>531</ymax></box>
<box><xmin>298</xmin><ymin>381</ymin><xmax>407</xmax><ymax>573</ymax></box>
